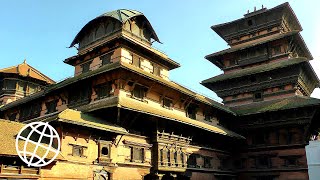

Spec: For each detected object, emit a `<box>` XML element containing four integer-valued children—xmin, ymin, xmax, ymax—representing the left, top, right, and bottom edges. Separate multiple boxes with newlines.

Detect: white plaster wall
<box><xmin>306</xmin><ymin>141</ymin><xmax>320</xmax><ymax>180</ymax></box>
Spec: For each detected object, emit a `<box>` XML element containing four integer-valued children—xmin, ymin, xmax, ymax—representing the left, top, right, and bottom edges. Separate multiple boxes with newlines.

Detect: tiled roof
<box><xmin>25</xmin><ymin>109</ymin><xmax>128</xmax><ymax>134</ymax></box>
<box><xmin>202</xmin><ymin>57</ymin><xmax>308</xmax><ymax>84</ymax></box>
<box><xmin>0</xmin><ymin>60</ymin><xmax>55</xmax><ymax>84</ymax></box>
<box><xmin>70</xmin><ymin>9</ymin><xmax>160</xmax><ymax>47</ymax></box>
<box><xmin>231</xmin><ymin>95</ymin><xmax>320</xmax><ymax>115</ymax></box>
<box><xmin>211</xmin><ymin>2</ymin><xmax>302</xmax><ymax>43</ymax></box>
<box><xmin>205</xmin><ymin>31</ymin><xmax>312</xmax><ymax>62</ymax></box>
<box><xmin>0</xmin><ymin>119</ymin><xmax>64</xmax><ymax>160</ymax></box>
<box><xmin>118</xmin><ymin>95</ymin><xmax>244</xmax><ymax>139</ymax></box>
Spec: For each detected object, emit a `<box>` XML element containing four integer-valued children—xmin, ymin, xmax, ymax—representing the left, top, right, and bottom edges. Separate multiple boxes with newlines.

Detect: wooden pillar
<box><xmin>155</xmin><ymin>173</ymin><xmax>164</xmax><ymax>180</ymax></box>
<box><xmin>109</xmin><ymin>172</ymin><xmax>114</xmax><ymax>180</ymax></box>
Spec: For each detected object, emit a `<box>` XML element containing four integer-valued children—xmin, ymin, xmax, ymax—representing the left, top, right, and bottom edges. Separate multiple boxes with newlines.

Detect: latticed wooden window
<box><xmin>95</xmin><ymin>83</ymin><xmax>112</xmax><ymax>100</ymax></box>
<box><xmin>132</xmin><ymin>54</ymin><xmax>141</xmax><ymax>67</ymax></box>
<box><xmin>28</xmin><ymin>83</ymin><xmax>37</xmax><ymax>94</ymax></box>
<box><xmin>130</xmin><ymin>147</ymin><xmax>144</xmax><ymax>163</ymax></box>
<box><xmin>285</xmin><ymin>156</ymin><xmax>299</xmax><ymax>166</ymax></box>
<box><xmin>163</xmin><ymin>97</ymin><xmax>172</xmax><ymax>109</ymax></box>
<box><xmin>273</xmin><ymin>45</ymin><xmax>282</xmax><ymax>55</ymax></box>
<box><xmin>187</xmin><ymin>104</ymin><xmax>198</xmax><ymax>120</ymax></box>
<box><xmin>8</xmin><ymin>113</ymin><xmax>17</xmax><ymax>121</ymax></box>
<box><xmin>5</xmin><ymin>79</ymin><xmax>16</xmax><ymax>90</ymax></box>
<box><xmin>101</xmin><ymin>53</ymin><xmax>112</xmax><ymax>66</ymax></box>
<box><xmin>187</xmin><ymin>154</ymin><xmax>197</xmax><ymax>168</ymax></box>
<box><xmin>17</xmin><ymin>81</ymin><xmax>26</xmax><ymax>92</ymax></box>
<box><xmin>256</xmin><ymin>156</ymin><xmax>271</xmax><ymax>168</ymax></box>
<box><xmin>204</xmin><ymin>156</ymin><xmax>212</xmax><ymax>168</ymax></box>
<box><xmin>46</xmin><ymin>100</ymin><xmax>57</xmax><ymax>114</ymax></box>
<box><xmin>153</xmin><ymin>64</ymin><xmax>161</xmax><ymax>76</ymax></box>
<box><xmin>81</xmin><ymin>61</ymin><xmax>91</xmax><ymax>73</ymax></box>
<box><xmin>132</xmin><ymin>84</ymin><xmax>146</xmax><ymax>99</ymax></box>
<box><xmin>69</xmin><ymin>84</ymin><xmax>91</xmax><ymax>107</ymax></box>
<box><xmin>70</xmin><ymin>144</ymin><xmax>87</xmax><ymax>158</ymax></box>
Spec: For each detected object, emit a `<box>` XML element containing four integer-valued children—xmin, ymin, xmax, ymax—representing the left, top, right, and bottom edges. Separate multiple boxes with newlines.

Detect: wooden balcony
<box><xmin>0</xmin><ymin>164</ymin><xmax>40</xmax><ymax>179</ymax></box>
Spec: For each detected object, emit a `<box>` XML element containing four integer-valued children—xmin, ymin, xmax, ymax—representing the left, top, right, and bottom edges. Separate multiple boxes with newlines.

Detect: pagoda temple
<box><xmin>202</xmin><ymin>2</ymin><xmax>320</xmax><ymax>180</ymax></box>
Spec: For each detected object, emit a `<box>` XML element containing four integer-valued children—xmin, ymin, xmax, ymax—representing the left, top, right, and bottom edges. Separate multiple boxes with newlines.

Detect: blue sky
<box><xmin>1</xmin><ymin>0</ymin><xmax>319</xmax><ymax>101</ymax></box>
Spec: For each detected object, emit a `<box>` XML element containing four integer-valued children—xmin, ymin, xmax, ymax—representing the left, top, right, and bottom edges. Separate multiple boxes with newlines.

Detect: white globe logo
<box><xmin>15</xmin><ymin>122</ymin><xmax>61</xmax><ymax>167</ymax></box>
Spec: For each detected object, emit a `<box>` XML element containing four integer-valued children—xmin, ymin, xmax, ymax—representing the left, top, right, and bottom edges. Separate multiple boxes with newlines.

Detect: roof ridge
<box><xmin>202</xmin><ymin>57</ymin><xmax>308</xmax><ymax>84</ymax></box>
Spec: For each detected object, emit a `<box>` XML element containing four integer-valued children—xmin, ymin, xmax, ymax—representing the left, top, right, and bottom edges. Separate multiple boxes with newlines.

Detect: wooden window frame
<box><xmin>81</xmin><ymin>61</ymin><xmax>92</xmax><ymax>73</ymax></box>
<box><xmin>69</xmin><ymin>144</ymin><xmax>87</xmax><ymax>158</ymax></box>
<box><xmin>101</xmin><ymin>52</ymin><xmax>113</xmax><ymax>66</ymax></box>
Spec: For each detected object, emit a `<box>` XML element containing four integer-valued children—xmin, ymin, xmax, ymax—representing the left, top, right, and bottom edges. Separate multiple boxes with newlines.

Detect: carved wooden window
<box><xmin>8</xmin><ymin>113</ymin><xmax>17</xmax><ymax>121</ymax></box>
<box><xmin>98</xmin><ymin>141</ymin><xmax>112</xmax><ymax>163</ymax></box>
<box><xmin>5</xmin><ymin>79</ymin><xmax>17</xmax><ymax>90</ymax></box>
<box><xmin>18</xmin><ymin>81</ymin><xmax>26</xmax><ymax>92</ymax></box>
<box><xmin>163</xmin><ymin>97</ymin><xmax>172</xmax><ymax>109</ymax></box>
<box><xmin>130</xmin><ymin>147</ymin><xmax>144</xmax><ymax>163</ymax></box>
<box><xmin>132</xmin><ymin>84</ymin><xmax>146</xmax><ymax>99</ymax></box>
<box><xmin>254</xmin><ymin>92</ymin><xmax>263</xmax><ymax>101</ymax></box>
<box><xmin>273</xmin><ymin>45</ymin><xmax>282</xmax><ymax>55</ymax></box>
<box><xmin>247</xmin><ymin>19</ymin><xmax>253</xmax><ymax>26</ymax></box>
<box><xmin>287</xmin><ymin>130</ymin><xmax>294</xmax><ymax>144</ymax></box>
<box><xmin>256</xmin><ymin>156</ymin><xmax>271</xmax><ymax>168</ymax></box>
<box><xmin>229</xmin><ymin>59</ymin><xmax>237</xmax><ymax>66</ymax></box>
<box><xmin>19</xmin><ymin>102</ymin><xmax>41</xmax><ymax>120</ymax></box>
<box><xmin>101</xmin><ymin>53</ymin><xmax>112</xmax><ymax>66</ymax></box>
<box><xmin>132</xmin><ymin>54</ymin><xmax>141</xmax><ymax>68</ymax></box>
<box><xmin>46</xmin><ymin>100</ymin><xmax>57</xmax><ymax>114</ymax></box>
<box><xmin>68</xmin><ymin>84</ymin><xmax>91</xmax><ymax>107</ymax></box>
<box><xmin>204</xmin><ymin>110</ymin><xmax>214</xmax><ymax>122</ymax></box>
<box><xmin>240</xmin><ymin>51</ymin><xmax>248</xmax><ymax>59</ymax></box>
<box><xmin>234</xmin><ymin>158</ymin><xmax>246</xmax><ymax>169</ymax></box>
<box><xmin>153</xmin><ymin>64</ymin><xmax>161</xmax><ymax>76</ymax></box>
<box><xmin>284</xmin><ymin>156</ymin><xmax>299</xmax><ymax>167</ymax></box>
<box><xmin>187</xmin><ymin>154</ymin><xmax>197</xmax><ymax>168</ymax></box>
<box><xmin>204</xmin><ymin>114</ymin><xmax>212</xmax><ymax>122</ymax></box>
<box><xmin>81</xmin><ymin>61</ymin><xmax>91</xmax><ymax>73</ymax></box>
<box><xmin>95</xmin><ymin>83</ymin><xmax>112</xmax><ymax>100</ymax></box>
<box><xmin>28</xmin><ymin>83</ymin><xmax>38</xmax><ymax>94</ymax></box>
<box><xmin>186</xmin><ymin>104</ymin><xmax>198</xmax><ymax>120</ymax></box>
<box><xmin>203</xmin><ymin>156</ymin><xmax>212</xmax><ymax>168</ymax></box>
<box><xmin>69</xmin><ymin>144</ymin><xmax>87</xmax><ymax>158</ymax></box>
<box><xmin>249</xmin><ymin>49</ymin><xmax>256</xmax><ymax>57</ymax></box>
<box><xmin>254</xmin><ymin>132</ymin><xmax>268</xmax><ymax>145</ymax></box>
